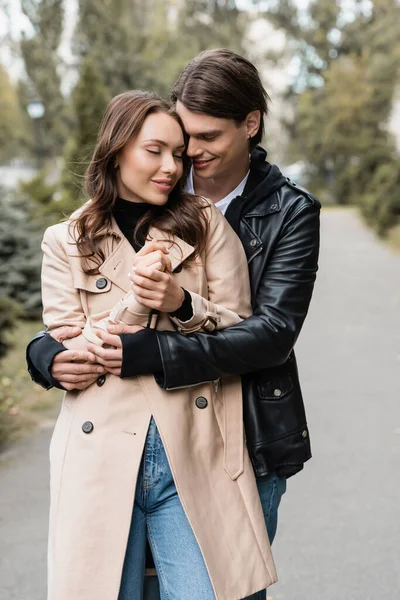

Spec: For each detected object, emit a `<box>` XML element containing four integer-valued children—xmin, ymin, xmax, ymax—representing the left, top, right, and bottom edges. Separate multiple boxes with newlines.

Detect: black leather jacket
<box><xmin>27</xmin><ymin>147</ymin><xmax>320</xmax><ymax>478</ymax></box>
<box><xmin>154</xmin><ymin>148</ymin><xmax>321</xmax><ymax>477</ymax></box>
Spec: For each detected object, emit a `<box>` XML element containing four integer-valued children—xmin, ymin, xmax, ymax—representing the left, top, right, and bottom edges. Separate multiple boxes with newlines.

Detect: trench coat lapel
<box><xmin>148</xmin><ymin>226</ymin><xmax>195</xmax><ymax>272</ymax></box>
<box><xmin>99</xmin><ymin>235</ymin><xmax>134</xmax><ymax>293</ymax></box>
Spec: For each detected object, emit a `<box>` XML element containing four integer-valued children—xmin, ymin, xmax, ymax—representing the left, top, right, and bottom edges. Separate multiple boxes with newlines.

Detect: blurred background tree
<box><xmin>61</xmin><ymin>54</ymin><xmax>109</xmax><ymax>212</ymax></box>
<box><xmin>0</xmin><ymin>187</ymin><xmax>43</xmax><ymax>320</ymax></box>
<box><xmin>260</xmin><ymin>0</ymin><xmax>400</xmax><ymax>233</ymax></box>
<box><xmin>0</xmin><ymin>65</ymin><xmax>25</xmax><ymax>163</ymax></box>
<box><xmin>20</xmin><ymin>0</ymin><xmax>68</xmax><ymax>158</ymax></box>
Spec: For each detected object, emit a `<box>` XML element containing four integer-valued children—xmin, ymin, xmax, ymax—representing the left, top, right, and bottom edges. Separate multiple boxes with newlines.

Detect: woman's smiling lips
<box><xmin>151</xmin><ymin>178</ymin><xmax>175</xmax><ymax>192</ymax></box>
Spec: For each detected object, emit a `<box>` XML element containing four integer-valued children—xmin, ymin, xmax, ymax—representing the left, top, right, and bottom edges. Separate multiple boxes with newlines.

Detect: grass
<box><xmin>0</xmin><ymin>320</ymin><xmax>62</xmax><ymax>448</ymax></box>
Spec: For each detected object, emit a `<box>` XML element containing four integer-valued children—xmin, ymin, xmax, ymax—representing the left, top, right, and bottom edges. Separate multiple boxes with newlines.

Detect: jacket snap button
<box><xmin>302</xmin><ymin>429</ymin><xmax>308</xmax><ymax>438</ymax></box>
<box><xmin>82</xmin><ymin>421</ymin><xmax>94</xmax><ymax>434</ymax></box>
<box><xmin>250</xmin><ymin>239</ymin><xmax>257</xmax><ymax>247</ymax></box>
<box><xmin>273</xmin><ymin>388</ymin><xmax>282</xmax><ymax>397</ymax></box>
<box><xmin>97</xmin><ymin>375</ymin><xmax>106</xmax><ymax>387</ymax></box>
<box><xmin>195</xmin><ymin>396</ymin><xmax>208</xmax><ymax>409</ymax></box>
<box><xmin>270</xmin><ymin>204</ymin><xmax>278</xmax><ymax>210</ymax></box>
<box><xmin>96</xmin><ymin>277</ymin><xmax>108</xmax><ymax>290</ymax></box>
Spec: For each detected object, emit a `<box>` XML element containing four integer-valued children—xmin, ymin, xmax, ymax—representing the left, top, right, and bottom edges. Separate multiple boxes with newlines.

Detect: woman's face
<box><xmin>116</xmin><ymin>111</ymin><xmax>185</xmax><ymax>205</ymax></box>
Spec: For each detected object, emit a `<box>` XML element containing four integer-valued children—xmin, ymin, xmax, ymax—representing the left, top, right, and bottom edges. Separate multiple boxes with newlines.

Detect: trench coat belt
<box><xmin>222</xmin><ymin>376</ymin><xmax>244</xmax><ymax>480</ymax></box>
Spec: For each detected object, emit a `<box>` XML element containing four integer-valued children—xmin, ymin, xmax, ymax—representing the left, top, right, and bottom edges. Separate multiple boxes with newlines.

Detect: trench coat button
<box><xmin>96</xmin><ymin>277</ymin><xmax>108</xmax><ymax>290</ymax></box>
<box><xmin>273</xmin><ymin>388</ymin><xmax>282</xmax><ymax>397</ymax></box>
<box><xmin>302</xmin><ymin>429</ymin><xmax>308</xmax><ymax>438</ymax></box>
<box><xmin>82</xmin><ymin>421</ymin><xmax>94</xmax><ymax>434</ymax></box>
<box><xmin>250</xmin><ymin>239</ymin><xmax>257</xmax><ymax>247</ymax></box>
<box><xmin>97</xmin><ymin>375</ymin><xmax>106</xmax><ymax>387</ymax></box>
<box><xmin>195</xmin><ymin>396</ymin><xmax>208</xmax><ymax>409</ymax></box>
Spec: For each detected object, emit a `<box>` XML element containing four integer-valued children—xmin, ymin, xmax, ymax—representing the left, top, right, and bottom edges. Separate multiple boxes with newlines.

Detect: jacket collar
<box><xmin>241</xmin><ymin>147</ymin><xmax>287</xmax><ymax>217</ymax></box>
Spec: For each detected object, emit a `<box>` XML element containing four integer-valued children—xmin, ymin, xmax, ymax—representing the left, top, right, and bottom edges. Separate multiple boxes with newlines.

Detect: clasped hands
<box><xmin>50</xmin><ymin>242</ymin><xmax>184</xmax><ymax>389</ymax></box>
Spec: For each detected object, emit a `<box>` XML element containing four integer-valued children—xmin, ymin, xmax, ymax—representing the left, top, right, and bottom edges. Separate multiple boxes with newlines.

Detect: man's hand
<box><xmin>47</xmin><ymin>326</ymin><xmax>104</xmax><ymax>391</ymax></box>
<box><xmin>51</xmin><ymin>350</ymin><xmax>106</xmax><ymax>391</ymax></box>
<box><xmin>87</xmin><ymin>326</ymin><xmax>143</xmax><ymax>376</ymax></box>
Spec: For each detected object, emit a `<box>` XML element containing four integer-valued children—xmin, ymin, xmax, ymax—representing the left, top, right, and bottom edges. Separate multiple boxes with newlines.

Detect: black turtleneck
<box><xmin>112</xmin><ymin>197</ymin><xmax>149</xmax><ymax>252</ymax></box>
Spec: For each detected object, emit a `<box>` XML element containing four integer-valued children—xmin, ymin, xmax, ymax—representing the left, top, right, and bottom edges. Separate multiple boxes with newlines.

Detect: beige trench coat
<box><xmin>41</xmin><ymin>201</ymin><xmax>277</xmax><ymax>600</ymax></box>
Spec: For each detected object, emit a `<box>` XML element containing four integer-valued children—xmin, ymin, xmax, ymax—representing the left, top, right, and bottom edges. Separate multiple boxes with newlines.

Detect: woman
<box><xmin>41</xmin><ymin>91</ymin><xmax>277</xmax><ymax>600</ymax></box>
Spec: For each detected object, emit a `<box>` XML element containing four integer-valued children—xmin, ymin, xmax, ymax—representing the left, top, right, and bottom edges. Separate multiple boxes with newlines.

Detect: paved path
<box><xmin>1</xmin><ymin>209</ymin><xmax>399</xmax><ymax>600</ymax></box>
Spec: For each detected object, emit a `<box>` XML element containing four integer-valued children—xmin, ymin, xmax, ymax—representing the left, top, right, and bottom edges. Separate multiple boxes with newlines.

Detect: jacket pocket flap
<box><xmin>257</xmin><ymin>374</ymin><xmax>293</xmax><ymax>400</ymax></box>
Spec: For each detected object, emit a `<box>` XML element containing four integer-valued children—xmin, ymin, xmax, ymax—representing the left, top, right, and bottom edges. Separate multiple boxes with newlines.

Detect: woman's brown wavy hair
<box><xmin>71</xmin><ymin>90</ymin><xmax>208</xmax><ymax>274</ymax></box>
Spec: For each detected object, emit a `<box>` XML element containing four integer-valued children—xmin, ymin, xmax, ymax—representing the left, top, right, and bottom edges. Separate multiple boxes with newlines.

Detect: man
<box><xmin>28</xmin><ymin>49</ymin><xmax>320</xmax><ymax>599</ymax></box>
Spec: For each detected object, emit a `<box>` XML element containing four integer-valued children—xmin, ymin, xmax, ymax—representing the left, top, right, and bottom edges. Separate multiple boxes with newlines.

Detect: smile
<box><xmin>151</xmin><ymin>179</ymin><xmax>175</xmax><ymax>192</ymax></box>
<box><xmin>193</xmin><ymin>158</ymin><xmax>216</xmax><ymax>170</ymax></box>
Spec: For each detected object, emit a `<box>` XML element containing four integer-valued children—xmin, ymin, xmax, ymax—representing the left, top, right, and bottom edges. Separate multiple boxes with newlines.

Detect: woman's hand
<box><xmin>133</xmin><ymin>241</ymin><xmax>172</xmax><ymax>272</ymax></box>
<box><xmin>129</xmin><ymin>242</ymin><xmax>184</xmax><ymax>313</ymax></box>
<box><xmin>87</xmin><ymin>325</ymin><xmax>144</xmax><ymax>376</ymax></box>
<box><xmin>129</xmin><ymin>265</ymin><xmax>184</xmax><ymax>312</ymax></box>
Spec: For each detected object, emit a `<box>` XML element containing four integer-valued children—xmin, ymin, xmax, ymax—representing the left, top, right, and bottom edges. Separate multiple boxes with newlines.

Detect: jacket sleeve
<box><xmin>169</xmin><ymin>205</ymin><xmax>252</xmax><ymax>334</ymax></box>
<box><xmin>26</xmin><ymin>331</ymin><xmax>66</xmax><ymax>390</ymax></box>
<box><xmin>155</xmin><ymin>201</ymin><xmax>320</xmax><ymax>389</ymax></box>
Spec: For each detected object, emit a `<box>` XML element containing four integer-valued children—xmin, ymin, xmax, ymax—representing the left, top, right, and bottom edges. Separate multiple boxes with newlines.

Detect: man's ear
<box><xmin>246</xmin><ymin>110</ymin><xmax>261</xmax><ymax>139</ymax></box>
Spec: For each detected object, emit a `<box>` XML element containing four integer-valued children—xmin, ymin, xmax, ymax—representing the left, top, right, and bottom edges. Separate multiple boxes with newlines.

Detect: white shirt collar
<box><xmin>184</xmin><ymin>168</ymin><xmax>250</xmax><ymax>216</ymax></box>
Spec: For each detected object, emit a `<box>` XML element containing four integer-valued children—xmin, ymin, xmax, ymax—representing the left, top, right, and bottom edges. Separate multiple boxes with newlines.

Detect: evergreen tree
<box><xmin>0</xmin><ymin>188</ymin><xmax>43</xmax><ymax>319</ymax></box>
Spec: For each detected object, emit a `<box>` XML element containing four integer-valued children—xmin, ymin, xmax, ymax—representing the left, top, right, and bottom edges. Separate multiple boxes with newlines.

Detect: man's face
<box><xmin>176</xmin><ymin>101</ymin><xmax>250</xmax><ymax>181</ymax></box>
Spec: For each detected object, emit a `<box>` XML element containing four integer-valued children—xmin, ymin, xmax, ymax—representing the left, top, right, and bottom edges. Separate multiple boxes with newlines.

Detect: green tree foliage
<box><xmin>72</xmin><ymin>0</ymin><xmax>247</xmax><ymax>98</ymax></box>
<box><xmin>262</xmin><ymin>0</ymin><xmax>400</xmax><ymax>233</ymax></box>
<box><xmin>0</xmin><ymin>65</ymin><xmax>25</xmax><ymax>164</ymax></box>
<box><xmin>19</xmin><ymin>169</ymin><xmax>61</xmax><ymax>220</ymax></box>
<box><xmin>361</xmin><ymin>158</ymin><xmax>400</xmax><ymax>236</ymax></box>
<box><xmin>60</xmin><ymin>0</ymin><xmax>249</xmax><ymax>209</ymax></box>
<box><xmin>0</xmin><ymin>297</ymin><xmax>22</xmax><ymax>359</ymax></box>
<box><xmin>20</xmin><ymin>0</ymin><xmax>67</xmax><ymax>158</ymax></box>
<box><xmin>61</xmin><ymin>55</ymin><xmax>109</xmax><ymax>211</ymax></box>
<box><xmin>0</xmin><ymin>189</ymin><xmax>43</xmax><ymax>319</ymax></box>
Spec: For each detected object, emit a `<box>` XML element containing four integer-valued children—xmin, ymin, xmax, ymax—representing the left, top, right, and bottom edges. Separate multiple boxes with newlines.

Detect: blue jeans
<box><xmin>118</xmin><ymin>417</ymin><xmax>215</xmax><ymax>600</ymax></box>
<box><xmin>244</xmin><ymin>471</ymin><xmax>287</xmax><ymax>600</ymax></box>
<box><xmin>119</xmin><ymin>418</ymin><xmax>286</xmax><ymax>600</ymax></box>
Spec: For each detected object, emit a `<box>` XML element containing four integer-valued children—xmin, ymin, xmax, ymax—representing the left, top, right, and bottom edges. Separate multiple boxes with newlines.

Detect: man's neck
<box><xmin>193</xmin><ymin>162</ymin><xmax>250</xmax><ymax>203</ymax></box>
